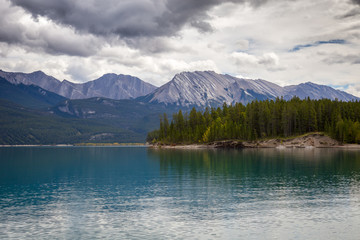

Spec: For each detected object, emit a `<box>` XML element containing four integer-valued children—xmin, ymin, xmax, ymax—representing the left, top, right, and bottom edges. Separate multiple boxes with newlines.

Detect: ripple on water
<box><xmin>0</xmin><ymin>147</ymin><xmax>360</xmax><ymax>239</ymax></box>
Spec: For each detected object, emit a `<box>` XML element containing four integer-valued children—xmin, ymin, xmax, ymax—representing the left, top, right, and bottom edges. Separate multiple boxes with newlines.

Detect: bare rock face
<box><xmin>205</xmin><ymin>133</ymin><xmax>341</xmax><ymax>149</ymax></box>
<box><xmin>0</xmin><ymin>70</ymin><xmax>156</xmax><ymax>100</ymax></box>
<box><xmin>241</xmin><ymin>133</ymin><xmax>341</xmax><ymax>148</ymax></box>
<box><xmin>0</xmin><ymin>70</ymin><xmax>61</xmax><ymax>91</ymax></box>
<box><xmin>1</xmin><ymin>69</ymin><xmax>358</xmax><ymax>107</ymax></box>
<box><xmin>79</xmin><ymin>74</ymin><xmax>157</xmax><ymax>99</ymax></box>
<box><xmin>283</xmin><ymin>82</ymin><xmax>357</xmax><ymax>102</ymax></box>
<box><xmin>141</xmin><ymin>71</ymin><xmax>236</xmax><ymax>107</ymax></box>
<box><xmin>141</xmin><ymin>71</ymin><xmax>359</xmax><ymax>107</ymax></box>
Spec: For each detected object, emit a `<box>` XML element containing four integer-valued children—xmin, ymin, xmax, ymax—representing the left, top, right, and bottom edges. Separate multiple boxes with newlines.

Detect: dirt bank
<box><xmin>240</xmin><ymin>133</ymin><xmax>341</xmax><ymax>148</ymax></box>
<box><xmin>150</xmin><ymin>133</ymin><xmax>360</xmax><ymax>149</ymax></box>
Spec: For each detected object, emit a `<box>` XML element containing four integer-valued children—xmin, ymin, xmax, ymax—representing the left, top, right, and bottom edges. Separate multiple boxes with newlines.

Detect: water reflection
<box><xmin>150</xmin><ymin>148</ymin><xmax>360</xmax><ymax>179</ymax></box>
<box><xmin>0</xmin><ymin>147</ymin><xmax>156</xmax><ymax>185</ymax></box>
<box><xmin>150</xmin><ymin>148</ymin><xmax>360</xmax><ymax>214</ymax></box>
<box><xmin>0</xmin><ymin>147</ymin><xmax>360</xmax><ymax>239</ymax></box>
<box><xmin>147</xmin><ymin>148</ymin><xmax>360</xmax><ymax>239</ymax></box>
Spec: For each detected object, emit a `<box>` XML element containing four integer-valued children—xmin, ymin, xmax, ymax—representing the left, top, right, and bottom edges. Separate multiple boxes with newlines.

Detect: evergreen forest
<box><xmin>147</xmin><ymin>97</ymin><xmax>360</xmax><ymax>144</ymax></box>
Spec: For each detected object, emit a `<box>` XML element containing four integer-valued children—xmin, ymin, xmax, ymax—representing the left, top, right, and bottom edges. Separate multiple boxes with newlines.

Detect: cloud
<box><xmin>0</xmin><ymin>0</ymin><xmax>271</xmax><ymax>57</ymax></box>
<box><xmin>65</xmin><ymin>63</ymin><xmax>94</xmax><ymax>82</ymax></box>
<box><xmin>339</xmin><ymin>8</ymin><xmax>360</xmax><ymax>18</ymax></box>
<box><xmin>0</xmin><ymin>0</ymin><xmax>102</xmax><ymax>56</ymax></box>
<box><xmin>231</xmin><ymin>51</ymin><xmax>283</xmax><ymax>70</ymax></box>
<box><xmin>290</xmin><ymin>39</ymin><xmax>346</xmax><ymax>52</ymax></box>
<box><xmin>158</xmin><ymin>59</ymin><xmax>219</xmax><ymax>74</ymax></box>
<box><xmin>236</xmin><ymin>40</ymin><xmax>250</xmax><ymax>51</ymax></box>
<box><xmin>231</xmin><ymin>52</ymin><xmax>258</xmax><ymax>65</ymax></box>
<box><xmin>323</xmin><ymin>53</ymin><xmax>360</xmax><ymax>65</ymax></box>
<box><xmin>9</xmin><ymin>0</ymin><xmax>268</xmax><ymax>39</ymax></box>
<box><xmin>190</xmin><ymin>20</ymin><xmax>214</xmax><ymax>33</ymax></box>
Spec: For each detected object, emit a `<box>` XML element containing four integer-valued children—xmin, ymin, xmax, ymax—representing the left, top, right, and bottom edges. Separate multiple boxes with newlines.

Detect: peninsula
<box><xmin>148</xmin><ymin>98</ymin><xmax>360</xmax><ymax>147</ymax></box>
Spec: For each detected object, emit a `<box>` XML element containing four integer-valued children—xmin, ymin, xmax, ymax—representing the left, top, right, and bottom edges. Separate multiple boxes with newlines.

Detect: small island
<box><xmin>148</xmin><ymin>97</ymin><xmax>360</xmax><ymax>148</ymax></box>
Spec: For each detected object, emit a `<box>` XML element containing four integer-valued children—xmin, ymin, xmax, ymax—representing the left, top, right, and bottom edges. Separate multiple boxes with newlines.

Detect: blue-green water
<box><xmin>1</xmin><ymin>147</ymin><xmax>360</xmax><ymax>239</ymax></box>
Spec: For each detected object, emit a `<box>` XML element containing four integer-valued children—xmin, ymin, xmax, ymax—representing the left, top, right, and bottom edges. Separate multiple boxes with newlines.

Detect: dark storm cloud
<box><xmin>10</xmin><ymin>0</ymin><xmax>268</xmax><ymax>39</ymax></box>
<box><xmin>0</xmin><ymin>3</ymin><xmax>100</xmax><ymax>57</ymax></box>
<box><xmin>339</xmin><ymin>0</ymin><xmax>360</xmax><ymax>19</ymax></box>
<box><xmin>1</xmin><ymin>0</ymin><xmax>272</xmax><ymax>56</ymax></box>
<box><xmin>0</xmin><ymin>24</ymin><xmax>99</xmax><ymax>57</ymax></box>
<box><xmin>190</xmin><ymin>20</ymin><xmax>214</xmax><ymax>33</ymax></box>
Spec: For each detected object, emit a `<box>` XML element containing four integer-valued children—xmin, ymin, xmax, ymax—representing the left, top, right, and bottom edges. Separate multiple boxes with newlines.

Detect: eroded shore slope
<box><xmin>151</xmin><ymin>133</ymin><xmax>360</xmax><ymax>149</ymax></box>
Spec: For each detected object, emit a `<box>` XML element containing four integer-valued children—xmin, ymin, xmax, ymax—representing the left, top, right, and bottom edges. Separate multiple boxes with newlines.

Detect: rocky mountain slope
<box><xmin>0</xmin><ymin>70</ymin><xmax>156</xmax><ymax>100</ymax></box>
<box><xmin>283</xmin><ymin>82</ymin><xmax>356</xmax><ymax>101</ymax></box>
<box><xmin>140</xmin><ymin>71</ymin><xmax>236</xmax><ymax>106</ymax></box>
<box><xmin>0</xmin><ymin>76</ymin><xmax>67</xmax><ymax>109</ymax></box>
<box><xmin>1</xmin><ymin>69</ymin><xmax>358</xmax><ymax>108</ymax></box>
<box><xmin>141</xmin><ymin>71</ymin><xmax>359</xmax><ymax>107</ymax></box>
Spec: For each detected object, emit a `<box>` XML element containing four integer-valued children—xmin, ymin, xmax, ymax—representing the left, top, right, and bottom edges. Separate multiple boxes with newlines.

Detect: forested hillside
<box><xmin>0</xmin><ymin>100</ymin><xmax>142</xmax><ymax>144</ymax></box>
<box><xmin>147</xmin><ymin>97</ymin><xmax>360</xmax><ymax>144</ymax></box>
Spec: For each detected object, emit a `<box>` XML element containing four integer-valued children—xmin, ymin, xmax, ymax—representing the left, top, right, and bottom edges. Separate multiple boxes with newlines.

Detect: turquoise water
<box><xmin>0</xmin><ymin>147</ymin><xmax>360</xmax><ymax>239</ymax></box>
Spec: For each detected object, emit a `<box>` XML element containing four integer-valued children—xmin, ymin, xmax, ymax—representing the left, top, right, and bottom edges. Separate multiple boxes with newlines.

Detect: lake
<box><xmin>0</xmin><ymin>147</ymin><xmax>360</xmax><ymax>239</ymax></box>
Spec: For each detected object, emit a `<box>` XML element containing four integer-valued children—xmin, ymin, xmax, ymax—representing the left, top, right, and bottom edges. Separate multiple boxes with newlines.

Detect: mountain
<box><xmin>0</xmin><ymin>95</ymin><xmax>176</xmax><ymax>144</ymax></box>
<box><xmin>141</xmin><ymin>71</ymin><xmax>359</xmax><ymax>107</ymax></box>
<box><xmin>0</xmin><ymin>77</ymin><xmax>67</xmax><ymax>109</ymax></box>
<box><xmin>81</xmin><ymin>73</ymin><xmax>157</xmax><ymax>99</ymax></box>
<box><xmin>0</xmin><ymin>70</ymin><xmax>156</xmax><ymax>100</ymax></box>
<box><xmin>283</xmin><ymin>82</ymin><xmax>357</xmax><ymax>101</ymax></box>
<box><xmin>141</xmin><ymin>71</ymin><xmax>235</xmax><ymax>107</ymax></box>
<box><xmin>51</xmin><ymin>97</ymin><xmax>178</xmax><ymax>135</ymax></box>
<box><xmin>0</xmin><ymin>99</ymin><xmax>143</xmax><ymax>144</ymax></box>
<box><xmin>0</xmin><ymin>70</ymin><xmax>61</xmax><ymax>90</ymax></box>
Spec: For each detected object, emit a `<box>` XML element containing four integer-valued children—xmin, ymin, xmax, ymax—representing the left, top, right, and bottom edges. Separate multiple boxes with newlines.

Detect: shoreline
<box><xmin>150</xmin><ymin>143</ymin><xmax>360</xmax><ymax>150</ymax></box>
<box><xmin>1</xmin><ymin>134</ymin><xmax>359</xmax><ymax>149</ymax></box>
<box><xmin>0</xmin><ymin>143</ymin><xmax>148</xmax><ymax>147</ymax></box>
<box><xmin>150</xmin><ymin>133</ymin><xmax>360</xmax><ymax>149</ymax></box>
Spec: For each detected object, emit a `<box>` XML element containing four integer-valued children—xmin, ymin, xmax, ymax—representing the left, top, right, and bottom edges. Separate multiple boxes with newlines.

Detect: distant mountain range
<box><xmin>0</xmin><ymin>68</ymin><xmax>359</xmax><ymax>144</ymax></box>
<box><xmin>1</xmin><ymin>69</ymin><xmax>358</xmax><ymax>109</ymax></box>
<box><xmin>141</xmin><ymin>71</ymin><xmax>359</xmax><ymax>106</ymax></box>
<box><xmin>0</xmin><ymin>70</ymin><xmax>156</xmax><ymax>100</ymax></box>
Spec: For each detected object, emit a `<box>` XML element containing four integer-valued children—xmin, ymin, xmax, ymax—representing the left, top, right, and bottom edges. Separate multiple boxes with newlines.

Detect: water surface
<box><xmin>0</xmin><ymin>147</ymin><xmax>360</xmax><ymax>239</ymax></box>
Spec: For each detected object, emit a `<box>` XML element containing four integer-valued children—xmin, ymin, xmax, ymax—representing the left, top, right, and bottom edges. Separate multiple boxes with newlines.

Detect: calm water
<box><xmin>0</xmin><ymin>147</ymin><xmax>360</xmax><ymax>239</ymax></box>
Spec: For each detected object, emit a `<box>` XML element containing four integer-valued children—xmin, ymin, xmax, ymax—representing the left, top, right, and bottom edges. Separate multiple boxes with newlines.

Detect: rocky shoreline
<box><xmin>150</xmin><ymin>133</ymin><xmax>360</xmax><ymax>149</ymax></box>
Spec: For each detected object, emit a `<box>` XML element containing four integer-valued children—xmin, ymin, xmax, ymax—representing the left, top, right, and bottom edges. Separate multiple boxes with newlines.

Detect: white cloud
<box><xmin>231</xmin><ymin>52</ymin><xmax>284</xmax><ymax>73</ymax></box>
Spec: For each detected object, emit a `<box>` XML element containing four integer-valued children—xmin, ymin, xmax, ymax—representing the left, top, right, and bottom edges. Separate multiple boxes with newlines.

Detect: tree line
<box><xmin>147</xmin><ymin>97</ymin><xmax>360</xmax><ymax>144</ymax></box>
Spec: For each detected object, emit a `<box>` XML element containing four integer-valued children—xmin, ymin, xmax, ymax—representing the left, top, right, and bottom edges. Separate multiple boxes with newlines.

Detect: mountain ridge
<box><xmin>141</xmin><ymin>71</ymin><xmax>359</xmax><ymax>107</ymax></box>
<box><xmin>0</xmin><ymin>69</ymin><xmax>156</xmax><ymax>100</ymax></box>
<box><xmin>0</xmin><ymin>76</ymin><xmax>67</xmax><ymax>109</ymax></box>
<box><xmin>1</xmin><ymin>69</ymin><xmax>358</xmax><ymax>108</ymax></box>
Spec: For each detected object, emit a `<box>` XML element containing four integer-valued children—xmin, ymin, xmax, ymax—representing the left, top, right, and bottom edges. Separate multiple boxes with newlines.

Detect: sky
<box><xmin>0</xmin><ymin>0</ymin><xmax>360</xmax><ymax>96</ymax></box>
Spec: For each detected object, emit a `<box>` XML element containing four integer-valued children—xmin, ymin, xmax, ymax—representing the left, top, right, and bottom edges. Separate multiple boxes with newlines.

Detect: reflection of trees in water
<box><xmin>148</xmin><ymin>148</ymin><xmax>360</xmax><ymax>191</ymax></box>
<box><xmin>0</xmin><ymin>147</ymin><xmax>149</xmax><ymax>185</ymax></box>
